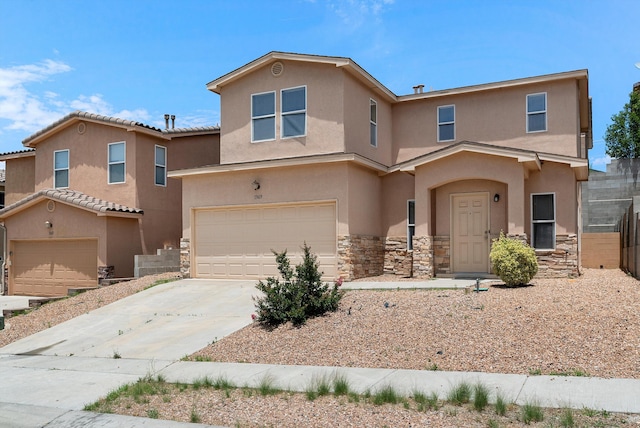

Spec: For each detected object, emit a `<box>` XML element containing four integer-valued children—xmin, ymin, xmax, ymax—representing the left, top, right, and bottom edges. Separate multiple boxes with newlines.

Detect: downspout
<box><xmin>0</xmin><ymin>223</ymin><xmax>6</xmax><ymax>295</ymax></box>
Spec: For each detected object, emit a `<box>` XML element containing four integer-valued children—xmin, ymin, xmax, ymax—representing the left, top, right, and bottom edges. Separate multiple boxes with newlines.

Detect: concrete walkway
<box><xmin>0</xmin><ymin>278</ymin><xmax>639</xmax><ymax>427</ymax></box>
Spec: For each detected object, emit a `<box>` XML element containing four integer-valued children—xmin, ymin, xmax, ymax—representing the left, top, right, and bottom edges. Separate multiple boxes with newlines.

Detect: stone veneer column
<box><xmin>180</xmin><ymin>238</ymin><xmax>191</xmax><ymax>278</ymax></box>
<box><xmin>412</xmin><ymin>235</ymin><xmax>434</xmax><ymax>278</ymax></box>
<box><xmin>383</xmin><ymin>236</ymin><xmax>413</xmax><ymax>277</ymax></box>
<box><xmin>432</xmin><ymin>236</ymin><xmax>450</xmax><ymax>276</ymax></box>
<box><xmin>337</xmin><ymin>235</ymin><xmax>384</xmax><ymax>280</ymax></box>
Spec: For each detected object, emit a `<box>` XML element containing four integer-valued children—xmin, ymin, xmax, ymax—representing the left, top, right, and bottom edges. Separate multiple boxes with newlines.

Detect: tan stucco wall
<box><xmin>392</xmin><ymin>79</ymin><xmax>581</xmax><ymax>164</ymax></box>
<box><xmin>525</xmin><ymin>161</ymin><xmax>578</xmax><ymax>234</ymax></box>
<box><xmin>32</xmin><ymin>121</ymin><xmax>139</xmax><ymax>207</ymax></box>
<box><xmin>4</xmin><ymin>200</ymin><xmax>108</xmax><ymax>269</ymax></box>
<box><xmin>167</xmin><ymin>133</ymin><xmax>220</xmax><ymax>170</ymax></box>
<box><xmin>218</xmin><ymin>60</ymin><xmax>346</xmax><ymax>164</ymax></box>
<box><xmin>343</xmin><ymin>77</ymin><xmax>394</xmax><ymax>166</ymax></box>
<box><xmin>381</xmin><ymin>172</ymin><xmax>415</xmax><ymax>236</ymax></box>
<box><xmin>106</xmin><ymin>216</ymin><xmax>143</xmax><ymax>277</ymax></box>
<box><xmin>414</xmin><ymin>152</ymin><xmax>528</xmax><ymax>236</ymax></box>
<box><xmin>180</xmin><ymin>162</ymin><xmax>392</xmax><ymax>240</ymax></box>
<box><xmin>5</xmin><ymin>156</ymin><xmax>35</xmax><ymax>205</ymax></box>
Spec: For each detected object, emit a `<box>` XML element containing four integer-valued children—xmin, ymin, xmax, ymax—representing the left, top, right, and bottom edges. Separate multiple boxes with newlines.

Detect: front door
<box><xmin>451</xmin><ymin>192</ymin><xmax>489</xmax><ymax>273</ymax></box>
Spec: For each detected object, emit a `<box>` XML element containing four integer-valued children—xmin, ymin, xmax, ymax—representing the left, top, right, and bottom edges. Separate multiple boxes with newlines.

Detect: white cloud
<box><xmin>0</xmin><ymin>59</ymin><xmax>151</xmax><ymax>135</ymax></box>
<box><xmin>329</xmin><ymin>0</ymin><xmax>395</xmax><ymax>28</ymax></box>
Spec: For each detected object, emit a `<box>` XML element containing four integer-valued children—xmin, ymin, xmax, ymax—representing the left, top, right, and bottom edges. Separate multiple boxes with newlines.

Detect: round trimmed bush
<box><xmin>489</xmin><ymin>232</ymin><xmax>538</xmax><ymax>286</ymax></box>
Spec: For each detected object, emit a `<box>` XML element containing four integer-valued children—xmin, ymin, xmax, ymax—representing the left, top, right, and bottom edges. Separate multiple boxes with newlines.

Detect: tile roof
<box><xmin>22</xmin><ymin>111</ymin><xmax>219</xmax><ymax>146</ymax></box>
<box><xmin>0</xmin><ymin>188</ymin><xmax>143</xmax><ymax>217</ymax></box>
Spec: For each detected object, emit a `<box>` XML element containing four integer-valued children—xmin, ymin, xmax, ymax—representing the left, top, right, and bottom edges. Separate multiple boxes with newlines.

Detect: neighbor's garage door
<box><xmin>194</xmin><ymin>202</ymin><xmax>337</xmax><ymax>279</ymax></box>
<box><xmin>11</xmin><ymin>239</ymin><xmax>98</xmax><ymax>297</ymax></box>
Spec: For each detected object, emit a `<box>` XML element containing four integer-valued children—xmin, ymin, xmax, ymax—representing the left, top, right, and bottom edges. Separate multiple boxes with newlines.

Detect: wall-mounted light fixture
<box><xmin>45</xmin><ymin>221</ymin><xmax>53</xmax><ymax>229</ymax></box>
<box><xmin>252</xmin><ymin>180</ymin><xmax>261</xmax><ymax>191</ymax></box>
<box><xmin>493</xmin><ymin>193</ymin><xmax>500</xmax><ymax>203</ymax></box>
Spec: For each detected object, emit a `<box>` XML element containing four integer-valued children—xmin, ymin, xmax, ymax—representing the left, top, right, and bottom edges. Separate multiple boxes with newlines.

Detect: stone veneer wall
<box><xmin>337</xmin><ymin>235</ymin><xmax>385</xmax><ymax>280</ymax></box>
<box><xmin>535</xmin><ymin>234</ymin><xmax>579</xmax><ymax>278</ymax></box>
<box><xmin>383</xmin><ymin>236</ymin><xmax>413</xmax><ymax>277</ymax></box>
<box><xmin>504</xmin><ymin>233</ymin><xmax>578</xmax><ymax>278</ymax></box>
<box><xmin>180</xmin><ymin>238</ymin><xmax>191</xmax><ymax>278</ymax></box>
<box><xmin>432</xmin><ymin>236</ymin><xmax>450</xmax><ymax>276</ymax></box>
<box><xmin>411</xmin><ymin>235</ymin><xmax>434</xmax><ymax>278</ymax></box>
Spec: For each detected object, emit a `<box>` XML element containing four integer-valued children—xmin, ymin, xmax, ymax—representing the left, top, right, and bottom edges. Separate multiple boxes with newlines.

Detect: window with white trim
<box><xmin>531</xmin><ymin>193</ymin><xmax>555</xmax><ymax>249</ymax></box>
<box><xmin>155</xmin><ymin>145</ymin><xmax>167</xmax><ymax>186</ymax></box>
<box><xmin>281</xmin><ymin>86</ymin><xmax>306</xmax><ymax>138</ymax></box>
<box><xmin>108</xmin><ymin>142</ymin><xmax>126</xmax><ymax>184</ymax></box>
<box><xmin>527</xmin><ymin>93</ymin><xmax>547</xmax><ymax>132</ymax></box>
<box><xmin>370</xmin><ymin>99</ymin><xmax>377</xmax><ymax>147</ymax></box>
<box><xmin>251</xmin><ymin>91</ymin><xmax>276</xmax><ymax>142</ymax></box>
<box><xmin>54</xmin><ymin>149</ymin><xmax>69</xmax><ymax>188</ymax></box>
<box><xmin>437</xmin><ymin>105</ymin><xmax>455</xmax><ymax>142</ymax></box>
<box><xmin>407</xmin><ymin>199</ymin><xmax>415</xmax><ymax>250</ymax></box>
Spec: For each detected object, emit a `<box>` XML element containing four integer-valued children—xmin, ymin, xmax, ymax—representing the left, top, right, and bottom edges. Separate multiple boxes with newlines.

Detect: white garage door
<box><xmin>11</xmin><ymin>239</ymin><xmax>98</xmax><ymax>297</ymax></box>
<box><xmin>194</xmin><ymin>202</ymin><xmax>337</xmax><ymax>279</ymax></box>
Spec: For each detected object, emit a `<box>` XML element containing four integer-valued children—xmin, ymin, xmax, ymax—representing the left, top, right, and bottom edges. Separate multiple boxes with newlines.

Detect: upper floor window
<box><xmin>532</xmin><ymin>193</ymin><xmax>555</xmax><ymax>249</ymax></box>
<box><xmin>438</xmin><ymin>105</ymin><xmax>455</xmax><ymax>142</ymax></box>
<box><xmin>252</xmin><ymin>91</ymin><xmax>276</xmax><ymax>142</ymax></box>
<box><xmin>54</xmin><ymin>149</ymin><xmax>69</xmax><ymax>188</ymax></box>
<box><xmin>527</xmin><ymin>93</ymin><xmax>547</xmax><ymax>133</ymax></box>
<box><xmin>0</xmin><ymin>191</ymin><xmax>4</xmax><ymax>209</ymax></box>
<box><xmin>370</xmin><ymin>99</ymin><xmax>378</xmax><ymax>147</ymax></box>
<box><xmin>407</xmin><ymin>199</ymin><xmax>415</xmax><ymax>250</ymax></box>
<box><xmin>281</xmin><ymin>86</ymin><xmax>306</xmax><ymax>138</ymax></box>
<box><xmin>155</xmin><ymin>145</ymin><xmax>167</xmax><ymax>186</ymax></box>
<box><xmin>108</xmin><ymin>142</ymin><xmax>126</xmax><ymax>184</ymax></box>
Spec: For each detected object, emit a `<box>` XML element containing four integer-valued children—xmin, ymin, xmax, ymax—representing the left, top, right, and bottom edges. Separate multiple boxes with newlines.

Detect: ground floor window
<box><xmin>531</xmin><ymin>193</ymin><xmax>555</xmax><ymax>249</ymax></box>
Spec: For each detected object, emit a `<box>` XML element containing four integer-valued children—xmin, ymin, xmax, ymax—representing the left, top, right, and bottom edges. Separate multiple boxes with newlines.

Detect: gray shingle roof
<box><xmin>0</xmin><ymin>188</ymin><xmax>143</xmax><ymax>217</ymax></box>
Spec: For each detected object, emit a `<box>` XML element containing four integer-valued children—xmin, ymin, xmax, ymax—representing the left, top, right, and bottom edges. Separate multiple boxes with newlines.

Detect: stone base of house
<box><xmin>535</xmin><ymin>234</ymin><xmax>579</xmax><ymax>278</ymax></box>
<box><xmin>180</xmin><ymin>238</ymin><xmax>191</xmax><ymax>278</ymax></box>
<box><xmin>337</xmin><ymin>235</ymin><xmax>385</xmax><ymax>280</ymax></box>
<box><xmin>412</xmin><ymin>235</ymin><xmax>434</xmax><ymax>278</ymax></box>
<box><xmin>383</xmin><ymin>236</ymin><xmax>413</xmax><ymax>277</ymax></box>
<box><xmin>433</xmin><ymin>235</ymin><xmax>451</xmax><ymax>275</ymax></box>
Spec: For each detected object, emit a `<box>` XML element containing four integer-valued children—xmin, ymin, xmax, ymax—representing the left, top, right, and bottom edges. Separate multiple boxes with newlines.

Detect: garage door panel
<box><xmin>11</xmin><ymin>239</ymin><xmax>98</xmax><ymax>297</ymax></box>
<box><xmin>195</xmin><ymin>203</ymin><xmax>337</xmax><ymax>279</ymax></box>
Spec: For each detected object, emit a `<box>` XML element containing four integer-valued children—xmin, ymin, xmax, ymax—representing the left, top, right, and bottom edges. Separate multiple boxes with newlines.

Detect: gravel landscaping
<box><xmin>2</xmin><ymin>268</ymin><xmax>639</xmax><ymax>427</ymax></box>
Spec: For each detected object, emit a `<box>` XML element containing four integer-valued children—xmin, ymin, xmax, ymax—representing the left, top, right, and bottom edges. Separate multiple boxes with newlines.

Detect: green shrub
<box><xmin>254</xmin><ymin>243</ymin><xmax>344</xmax><ymax>327</ymax></box>
<box><xmin>490</xmin><ymin>232</ymin><xmax>538</xmax><ymax>286</ymax></box>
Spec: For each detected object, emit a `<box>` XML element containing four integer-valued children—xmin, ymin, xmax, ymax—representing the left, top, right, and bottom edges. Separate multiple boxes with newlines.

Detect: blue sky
<box><xmin>1</xmin><ymin>0</ymin><xmax>639</xmax><ymax>171</ymax></box>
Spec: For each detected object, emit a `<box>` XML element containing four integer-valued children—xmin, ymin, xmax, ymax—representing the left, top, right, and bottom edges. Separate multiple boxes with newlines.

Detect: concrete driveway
<box><xmin>0</xmin><ymin>279</ymin><xmax>257</xmax><ymax>360</ymax></box>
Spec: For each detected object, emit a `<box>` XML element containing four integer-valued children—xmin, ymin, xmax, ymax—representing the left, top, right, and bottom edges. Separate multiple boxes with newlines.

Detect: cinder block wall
<box><xmin>134</xmin><ymin>249</ymin><xmax>180</xmax><ymax>278</ymax></box>
<box><xmin>581</xmin><ymin>159</ymin><xmax>640</xmax><ymax>232</ymax></box>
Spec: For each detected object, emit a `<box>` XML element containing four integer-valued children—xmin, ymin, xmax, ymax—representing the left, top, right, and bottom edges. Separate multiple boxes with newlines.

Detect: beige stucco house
<box><xmin>0</xmin><ymin>111</ymin><xmax>220</xmax><ymax>296</ymax></box>
<box><xmin>171</xmin><ymin>52</ymin><xmax>591</xmax><ymax>281</ymax></box>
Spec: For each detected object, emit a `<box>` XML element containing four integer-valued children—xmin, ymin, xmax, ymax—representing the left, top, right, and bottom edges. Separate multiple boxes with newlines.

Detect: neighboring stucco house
<box><xmin>0</xmin><ymin>111</ymin><xmax>220</xmax><ymax>296</ymax></box>
<box><xmin>171</xmin><ymin>52</ymin><xmax>591</xmax><ymax>281</ymax></box>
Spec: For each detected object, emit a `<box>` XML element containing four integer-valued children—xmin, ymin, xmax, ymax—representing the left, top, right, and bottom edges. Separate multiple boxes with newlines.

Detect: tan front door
<box><xmin>451</xmin><ymin>193</ymin><xmax>489</xmax><ymax>273</ymax></box>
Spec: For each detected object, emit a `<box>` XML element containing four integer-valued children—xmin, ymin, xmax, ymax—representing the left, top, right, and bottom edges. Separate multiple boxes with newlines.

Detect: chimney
<box><xmin>413</xmin><ymin>84</ymin><xmax>425</xmax><ymax>94</ymax></box>
<box><xmin>634</xmin><ymin>82</ymin><xmax>640</xmax><ymax>94</ymax></box>
<box><xmin>171</xmin><ymin>115</ymin><xmax>176</xmax><ymax>129</ymax></box>
<box><xmin>164</xmin><ymin>114</ymin><xmax>170</xmax><ymax>129</ymax></box>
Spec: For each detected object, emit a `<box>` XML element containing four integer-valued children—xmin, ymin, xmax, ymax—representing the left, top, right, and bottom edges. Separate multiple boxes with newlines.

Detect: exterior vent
<box><xmin>271</xmin><ymin>61</ymin><xmax>284</xmax><ymax>77</ymax></box>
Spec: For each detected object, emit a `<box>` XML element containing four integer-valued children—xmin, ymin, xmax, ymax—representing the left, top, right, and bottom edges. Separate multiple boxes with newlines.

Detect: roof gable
<box><xmin>0</xmin><ymin>188</ymin><xmax>143</xmax><ymax>220</ymax></box>
<box><xmin>22</xmin><ymin>111</ymin><xmax>220</xmax><ymax>148</ymax></box>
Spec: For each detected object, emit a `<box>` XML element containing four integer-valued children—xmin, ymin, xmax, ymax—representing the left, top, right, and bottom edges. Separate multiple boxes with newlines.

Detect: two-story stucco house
<box><xmin>0</xmin><ymin>111</ymin><xmax>219</xmax><ymax>296</ymax></box>
<box><xmin>171</xmin><ymin>52</ymin><xmax>590</xmax><ymax>281</ymax></box>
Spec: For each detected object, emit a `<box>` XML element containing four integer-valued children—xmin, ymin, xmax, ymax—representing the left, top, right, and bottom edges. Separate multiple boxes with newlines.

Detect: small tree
<box><xmin>605</xmin><ymin>90</ymin><xmax>640</xmax><ymax>159</ymax></box>
<box><xmin>254</xmin><ymin>243</ymin><xmax>343</xmax><ymax>327</ymax></box>
<box><xmin>489</xmin><ymin>232</ymin><xmax>538</xmax><ymax>286</ymax></box>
